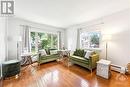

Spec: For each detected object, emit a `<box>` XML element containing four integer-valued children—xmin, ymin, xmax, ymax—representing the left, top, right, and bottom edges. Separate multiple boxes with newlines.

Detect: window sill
<box><xmin>84</xmin><ymin>48</ymin><xmax>102</xmax><ymax>51</ymax></box>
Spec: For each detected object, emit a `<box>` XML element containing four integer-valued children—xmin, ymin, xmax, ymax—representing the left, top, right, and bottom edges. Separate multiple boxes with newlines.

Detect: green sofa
<box><xmin>70</xmin><ymin>49</ymin><xmax>99</xmax><ymax>72</ymax></box>
<box><xmin>38</xmin><ymin>54</ymin><xmax>59</xmax><ymax>64</ymax></box>
<box><xmin>38</xmin><ymin>49</ymin><xmax>59</xmax><ymax>64</ymax></box>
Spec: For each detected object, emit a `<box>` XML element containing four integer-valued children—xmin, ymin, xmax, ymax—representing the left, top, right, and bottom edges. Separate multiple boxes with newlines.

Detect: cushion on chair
<box><xmin>50</xmin><ymin>50</ymin><xmax>58</xmax><ymax>55</ymax></box>
<box><xmin>84</xmin><ymin>50</ymin><xmax>94</xmax><ymax>59</ymax></box>
<box><xmin>70</xmin><ymin>56</ymin><xmax>89</xmax><ymax>64</ymax></box>
<box><xmin>73</xmin><ymin>49</ymin><xmax>86</xmax><ymax>57</ymax></box>
<box><xmin>40</xmin><ymin>54</ymin><xmax>59</xmax><ymax>60</ymax></box>
<box><xmin>39</xmin><ymin>49</ymin><xmax>47</xmax><ymax>56</ymax></box>
<box><xmin>45</xmin><ymin>48</ymin><xmax>50</xmax><ymax>55</ymax></box>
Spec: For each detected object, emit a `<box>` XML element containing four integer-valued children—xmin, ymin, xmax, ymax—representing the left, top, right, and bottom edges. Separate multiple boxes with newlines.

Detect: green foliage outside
<box><xmin>90</xmin><ymin>33</ymin><xmax>100</xmax><ymax>48</ymax></box>
<box><xmin>90</xmin><ymin>34</ymin><xmax>99</xmax><ymax>44</ymax></box>
<box><xmin>31</xmin><ymin>32</ymin><xmax>58</xmax><ymax>53</ymax></box>
<box><xmin>41</xmin><ymin>40</ymin><xmax>49</xmax><ymax>49</ymax></box>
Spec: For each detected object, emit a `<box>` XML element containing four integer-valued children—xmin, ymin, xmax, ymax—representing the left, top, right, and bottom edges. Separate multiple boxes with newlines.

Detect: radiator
<box><xmin>111</xmin><ymin>64</ymin><xmax>122</xmax><ymax>73</ymax></box>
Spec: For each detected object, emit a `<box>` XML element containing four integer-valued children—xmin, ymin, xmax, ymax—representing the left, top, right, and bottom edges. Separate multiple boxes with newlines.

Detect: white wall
<box><xmin>0</xmin><ymin>17</ymin><xmax>7</xmax><ymax>62</ymax></box>
<box><xmin>65</xmin><ymin>27</ymin><xmax>77</xmax><ymax>51</ymax></box>
<box><xmin>7</xmin><ymin>17</ymin><xmax>65</xmax><ymax>60</ymax></box>
<box><xmin>65</xmin><ymin>9</ymin><xmax>130</xmax><ymax>67</ymax></box>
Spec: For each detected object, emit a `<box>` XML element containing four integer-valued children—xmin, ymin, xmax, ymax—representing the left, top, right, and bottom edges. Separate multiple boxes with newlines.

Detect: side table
<box><xmin>96</xmin><ymin>59</ymin><xmax>111</xmax><ymax>79</ymax></box>
<box><xmin>21</xmin><ymin>53</ymin><xmax>33</xmax><ymax>66</ymax></box>
<box><xmin>57</xmin><ymin>50</ymin><xmax>71</xmax><ymax>67</ymax></box>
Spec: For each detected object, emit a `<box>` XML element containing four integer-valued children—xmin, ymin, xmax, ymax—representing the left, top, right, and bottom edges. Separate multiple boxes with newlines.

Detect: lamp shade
<box><xmin>102</xmin><ymin>34</ymin><xmax>111</xmax><ymax>41</ymax></box>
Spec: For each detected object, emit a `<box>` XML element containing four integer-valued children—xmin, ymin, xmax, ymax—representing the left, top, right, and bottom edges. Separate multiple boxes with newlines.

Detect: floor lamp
<box><xmin>103</xmin><ymin>34</ymin><xmax>111</xmax><ymax>60</ymax></box>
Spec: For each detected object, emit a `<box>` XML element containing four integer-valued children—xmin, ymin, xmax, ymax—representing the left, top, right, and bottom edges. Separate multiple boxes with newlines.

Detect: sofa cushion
<box><xmin>39</xmin><ymin>49</ymin><xmax>47</xmax><ymax>56</ymax></box>
<box><xmin>73</xmin><ymin>49</ymin><xmax>86</xmax><ymax>57</ymax></box>
<box><xmin>45</xmin><ymin>48</ymin><xmax>50</xmax><ymax>55</ymax></box>
<box><xmin>40</xmin><ymin>54</ymin><xmax>59</xmax><ymax>60</ymax></box>
<box><xmin>71</xmin><ymin>56</ymin><xmax>85</xmax><ymax>60</ymax></box>
<box><xmin>50</xmin><ymin>50</ymin><xmax>58</xmax><ymax>55</ymax></box>
<box><xmin>70</xmin><ymin>56</ymin><xmax>89</xmax><ymax>64</ymax></box>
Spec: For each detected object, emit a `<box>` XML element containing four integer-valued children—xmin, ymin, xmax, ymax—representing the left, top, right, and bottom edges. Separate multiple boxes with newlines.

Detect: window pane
<box><xmin>38</xmin><ymin>33</ymin><xmax>48</xmax><ymax>49</ymax></box>
<box><xmin>31</xmin><ymin>31</ymin><xmax>58</xmax><ymax>51</ymax></box>
<box><xmin>37</xmin><ymin>33</ymin><xmax>58</xmax><ymax>50</ymax></box>
<box><xmin>52</xmin><ymin>34</ymin><xmax>58</xmax><ymax>49</ymax></box>
<box><xmin>31</xmin><ymin>32</ymin><xmax>36</xmax><ymax>54</ymax></box>
<box><xmin>90</xmin><ymin>32</ymin><xmax>100</xmax><ymax>48</ymax></box>
<box><xmin>47</xmin><ymin>33</ymin><xmax>51</xmax><ymax>48</ymax></box>
<box><xmin>80</xmin><ymin>32</ymin><xmax>100</xmax><ymax>48</ymax></box>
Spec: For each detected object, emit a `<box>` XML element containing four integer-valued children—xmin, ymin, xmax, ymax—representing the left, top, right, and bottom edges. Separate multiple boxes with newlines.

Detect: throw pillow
<box><xmin>50</xmin><ymin>50</ymin><xmax>58</xmax><ymax>55</ymax></box>
<box><xmin>84</xmin><ymin>50</ymin><xmax>94</xmax><ymax>59</ymax></box>
<box><xmin>39</xmin><ymin>49</ymin><xmax>47</xmax><ymax>56</ymax></box>
<box><xmin>45</xmin><ymin>48</ymin><xmax>50</xmax><ymax>55</ymax></box>
<box><xmin>73</xmin><ymin>49</ymin><xmax>85</xmax><ymax>57</ymax></box>
<box><xmin>73</xmin><ymin>49</ymin><xmax>78</xmax><ymax>56</ymax></box>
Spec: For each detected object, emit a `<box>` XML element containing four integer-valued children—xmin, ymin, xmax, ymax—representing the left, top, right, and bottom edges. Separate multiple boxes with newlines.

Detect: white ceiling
<box><xmin>15</xmin><ymin>0</ymin><xmax>129</xmax><ymax>28</ymax></box>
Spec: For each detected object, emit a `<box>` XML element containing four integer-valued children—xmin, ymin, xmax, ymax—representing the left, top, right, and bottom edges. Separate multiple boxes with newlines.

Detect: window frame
<box><xmin>30</xmin><ymin>31</ymin><xmax>59</xmax><ymax>53</ymax></box>
<box><xmin>80</xmin><ymin>31</ymin><xmax>101</xmax><ymax>49</ymax></box>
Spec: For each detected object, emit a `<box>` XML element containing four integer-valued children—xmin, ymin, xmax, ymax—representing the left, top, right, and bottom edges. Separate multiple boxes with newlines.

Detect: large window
<box><xmin>31</xmin><ymin>32</ymin><xmax>58</xmax><ymax>54</ymax></box>
<box><xmin>80</xmin><ymin>32</ymin><xmax>101</xmax><ymax>49</ymax></box>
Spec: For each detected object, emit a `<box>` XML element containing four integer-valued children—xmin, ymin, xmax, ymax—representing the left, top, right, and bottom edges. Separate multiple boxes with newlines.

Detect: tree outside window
<box><xmin>31</xmin><ymin>32</ymin><xmax>58</xmax><ymax>54</ymax></box>
<box><xmin>31</xmin><ymin>32</ymin><xmax>36</xmax><ymax>54</ymax></box>
<box><xmin>80</xmin><ymin>32</ymin><xmax>100</xmax><ymax>49</ymax></box>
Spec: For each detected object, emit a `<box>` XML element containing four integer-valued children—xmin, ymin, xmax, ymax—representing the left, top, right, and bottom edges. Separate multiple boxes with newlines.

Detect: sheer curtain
<box><xmin>21</xmin><ymin>25</ymin><xmax>31</xmax><ymax>53</ymax></box>
<box><xmin>18</xmin><ymin>25</ymin><xmax>31</xmax><ymax>61</ymax></box>
<box><xmin>58</xmin><ymin>31</ymin><xmax>62</xmax><ymax>50</ymax></box>
<box><xmin>76</xmin><ymin>28</ymin><xmax>81</xmax><ymax>49</ymax></box>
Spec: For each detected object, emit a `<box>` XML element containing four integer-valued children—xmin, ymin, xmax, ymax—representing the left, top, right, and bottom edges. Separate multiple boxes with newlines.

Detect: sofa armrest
<box><xmin>89</xmin><ymin>54</ymin><xmax>99</xmax><ymax>69</ymax></box>
<box><xmin>38</xmin><ymin>53</ymin><xmax>44</xmax><ymax>62</ymax></box>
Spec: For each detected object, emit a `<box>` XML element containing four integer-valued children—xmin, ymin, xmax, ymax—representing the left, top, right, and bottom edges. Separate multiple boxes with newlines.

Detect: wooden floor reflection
<box><xmin>3</xmin><ymin>61</ymin><xmax>130</xmax><ymax>87</ymax></box>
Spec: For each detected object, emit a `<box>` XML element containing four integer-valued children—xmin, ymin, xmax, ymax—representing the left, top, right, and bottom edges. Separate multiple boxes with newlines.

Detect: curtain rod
<box><xmin>20</xmin><ymin>25</ymin><xmax>49</xmax><ymax>31</ymax></box>
<box><xmin>19</xmin><ymin>25</ymin><xmax>61</xmax><ymax>32</ymax></box>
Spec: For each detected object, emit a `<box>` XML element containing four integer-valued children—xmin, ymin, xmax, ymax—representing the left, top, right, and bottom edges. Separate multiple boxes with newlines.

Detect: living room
<box><xmin>0</xmin><ymin>0</ymin><xmax>130</xmax><ymax>87</ymax></box>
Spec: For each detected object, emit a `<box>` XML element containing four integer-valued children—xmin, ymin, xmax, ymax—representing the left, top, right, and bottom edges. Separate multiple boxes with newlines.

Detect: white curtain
<box><xmin>18</xmin><ymin>25</ymin><xmax>31</xmax><ymax>64</ymax></box>
<box><xmin>21</xmin><ymin>25</ymin><xmax>31</xmax><ymax>53</ymax></box>
<box><xmin>76</xmin><ymin>28</ymin><xmax>81</xmax><ymax>49</ymax></box>
<box><xmin>18</xmin><ymin>26</ymin><xmax>30</xmax><ymax>59</ymax></box>
<box><xmin>58</xmin><ymin>31</ymin><xmax>62</xmax><ymax>50</ymax></box>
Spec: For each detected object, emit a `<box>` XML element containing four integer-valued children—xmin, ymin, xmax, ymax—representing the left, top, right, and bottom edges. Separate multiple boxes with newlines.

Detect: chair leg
<box><xmin>37</xmin><ymin>62</ymin><xmax>40</xmax><ymax>69</ymax></box>
<box><xmin>91</xmin><ymin>69</ymin><xmax>92</xmax><ymax>73</ymax></box>
<box><xmin>15</xmin><ymin>74</ymin><xmax>19</xmax><ymax>79</ymax></box>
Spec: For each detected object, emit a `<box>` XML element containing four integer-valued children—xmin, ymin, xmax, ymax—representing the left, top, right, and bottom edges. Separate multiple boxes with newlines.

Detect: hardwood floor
<box><xmin>3</xmin><ymin>61</ymin><xmax>130</xmax><ymax>87</ymax></box>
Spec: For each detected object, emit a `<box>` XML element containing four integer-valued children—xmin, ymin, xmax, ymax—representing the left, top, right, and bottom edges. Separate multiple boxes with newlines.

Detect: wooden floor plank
<box><xmin>3</xmin><ymin>62</ymin><xmax>130</xmax><ymax>87</ymax></box>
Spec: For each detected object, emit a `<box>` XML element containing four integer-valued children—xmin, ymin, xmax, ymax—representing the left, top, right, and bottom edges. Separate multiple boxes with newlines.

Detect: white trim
<box><xmin>30</xmin><ymin>31</ymin><xmax>59</xmax><ymax>53</ymax></box>
<box><xmin>30</xmin><ymin>27</ymin><xmax>58</xmax><ymax>34</ymax></box>
<box><xmin>84</xmin><ymin>48</ymin><xmax>102</xmax><ymax>51</ymax></box>
<box><xmin>20</xmin><ymin>25</ymin><xmax>60</xmax><ymax>34</ymax></box>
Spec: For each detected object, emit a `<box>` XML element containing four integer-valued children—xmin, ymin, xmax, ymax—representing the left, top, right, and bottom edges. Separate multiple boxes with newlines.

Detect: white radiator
<box><xmin>111</xmin><ymin>64</ymin><xmax>122</xmax><ymax>73</ymax></box>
